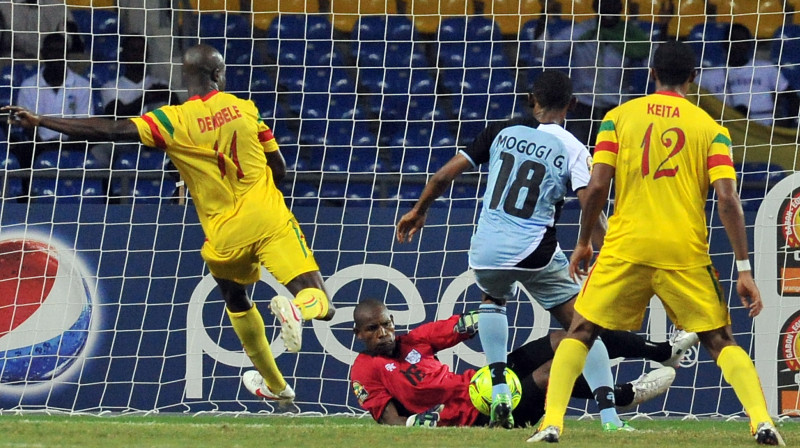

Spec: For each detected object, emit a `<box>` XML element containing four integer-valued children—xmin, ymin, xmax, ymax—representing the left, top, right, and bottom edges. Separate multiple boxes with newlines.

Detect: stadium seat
<box><xmin>321</xmin><ymin>147</ymin><xmax>352</xmax><ymax>172</ymax></box>
<box><xmin>687</xmin><ymin>22</ymin><xmax>729</xmax><ymax>67</ymax></box>
<box><xmin>486</xmin><ymin>0</ymin><xmax>541</xmax><ymax>36</ymax></box>
<box><xmin>411</xmin><ymin>0</ymin><xmax>476</xmax><ymax>35</ymax></box>
<box><xmin>667</xmin><ymin>0</ymin><xmax>708</xmax><ymax>38</ymax></box>
<box><xmin>71</xmin><ymin>8</ymin><xmax>118</xmax><ymax>34</ymax></box>
<box><xmin>349</xmin><ymin>146</ymin><xmax>384</xmax><ymax>172</ymax></box>
<box><xmin>319</xmin><ymin>179</ymin><xmax>346</xmax><ymax>199</ymax></box>
<box><xmin>771</xmin><ymin>24</ymin><xmax>800</xmax><ymax>90</ymax></box>
<box><xmin>1</xmin><ymin>151</ymin><xmax>23</xmax><ymax>198</ymax></box>
<box><xmin>298</xmin><ymin>119</ymin><xmax>328</xmax><ymax>146</ymax></box>
<box><xmin>328</xmin><ymin>94</ymin><xmax>364</xmax><ymax>119</ymax></box>
<box><xmin>387</xmin><ymin>15</ymin><xmax>417</xmax><ymax>41</ymax></box>
<box><xmin>29</xmin><ymin>176</ymin><xmax>56</xmax><ymax>202</ymax></box>
<box><xmin>329</xmin><ymin>0</ymin><xmax>397</xmax><ymax>34</ymax></box>
<box><xmin>559</xmin><ymin>0</ymin><xmax>596</xmax><ymax>22</ymax></box>
<box><xmin>133</xmin><ymin>179</ymin><xmax>176</xmax><ymax>204</ymax></box>
<box><xmin>252</xmin><ymin>1</ymin><xmax>320</xmax><ymax>31</ymax></box>
<box><xmin>345</xmin><ymin>181</ymin><xmax>375</xmax><ymax>200</ymax></box>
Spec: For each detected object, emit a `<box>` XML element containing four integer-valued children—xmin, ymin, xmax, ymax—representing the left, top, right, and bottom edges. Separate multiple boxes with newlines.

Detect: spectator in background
<box><xmin>0</xmin><ymin>0</ymin><xmax>82</xmax><ymax>60</ymax></box>
<box><xmin>101</xmin><ymin>35</ymin><xmax>176</xmax><ymax>118</ymax></box>
<box><xmin>15</xmin><ymin>33</ymin><xmax>92</xmax><ymax>168</ymax></box>
<box><xmin>697</xmin><ymin>23</ymin><xmax>797</xmax><ymax>127</ymax></box>
<box><xmin>540</xmin><ymin>0</ymin><xmax>653</xmax><ymax>147</ymax></box>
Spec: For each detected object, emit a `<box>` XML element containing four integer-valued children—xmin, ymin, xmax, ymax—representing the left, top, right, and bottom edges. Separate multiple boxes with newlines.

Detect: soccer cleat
<box><xmin>663</xmin><ymin>330</ymin><xmax>699</xmax><ymax>368</ymax></box>
<box><xmin>527</xmin><ymin>425</ymin><xmax>560</xmax><ymax>443</ymax></box>
<box><xmin>602</xmin><ymin>421</ymin><xmax>636</xmax><ymax>432</ymax></box>
<box><xmin>754</xmin><ymin>422</ymin><xmax>786</xmax><ymax>446</ymax></box>
<box><xmin>242</xmin><ymin>370</ymin><xmax>295</xmax><ymax>402</ymax></box>
<box><xmin>628</xmin><ymin>366</ymin><xmax>676</xmax><ymax>408</ymax></box>
<box><xmin>489</xmin><ymin>393</ymin><xmax>514</xmax><ymax>429</ymax></box>
<box><xmin>270</xmin><ymin>295</ymin><xmax>303</xmax><ymax>353</ymax></box>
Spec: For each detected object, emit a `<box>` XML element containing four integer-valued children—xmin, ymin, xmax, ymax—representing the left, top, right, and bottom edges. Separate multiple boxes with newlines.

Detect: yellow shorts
<box><xmin>575</xmin><ymin>253</ymin><xmax>731</xmax><ymax>333</ymax></box>
<box><xmin>201</xmin><ymin>217</ymin><xmax>319</xmax><ymax>285</ymax></box>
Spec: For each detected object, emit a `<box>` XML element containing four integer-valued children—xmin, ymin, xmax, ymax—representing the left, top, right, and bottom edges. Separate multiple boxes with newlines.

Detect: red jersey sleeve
<box><xmin>350</xmin><ymin>354</ymin><xmax>394</xmax><ymax>422</ymax></box>
<box><xmin>404</xmin><ymin>315</ymin><xmax>471</xmax><ymax>352</ymax></box>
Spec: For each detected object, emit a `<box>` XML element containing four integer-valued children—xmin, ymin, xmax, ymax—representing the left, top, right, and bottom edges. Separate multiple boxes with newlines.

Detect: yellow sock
<box><xmin>717</xmin><ymin>345</ymin><xmax>773</xmax><ymax>433</ymax></box>
<box><xmin>293</xmin><ymin>287</ymin><xmax>329</xmax><ymax>320</ymax></box>
<box><xmin>227</xmin><ymin>305</ymin><xmax>286</xmax><ymax>392</ymax></box>
<box><xmin>539</xmin><ymin>338</ymin><xmax>590</xmax><ymax>433</ymax></box>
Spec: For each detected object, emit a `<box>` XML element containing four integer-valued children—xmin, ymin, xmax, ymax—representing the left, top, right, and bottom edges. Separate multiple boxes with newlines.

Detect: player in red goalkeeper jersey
<box><xmin>351</xmin><ymin>299</ymin><xmax>681</xmax><ymax>428</ymax></box>
<box><xmin>3</xmin><ymin>44</ymin><xmax>334</xmax><ymax>403</ymax></box>
<box><xmin>530</xmin><ymin>41</ymin><xmax>784</xmax><ymax>446</ymax></box>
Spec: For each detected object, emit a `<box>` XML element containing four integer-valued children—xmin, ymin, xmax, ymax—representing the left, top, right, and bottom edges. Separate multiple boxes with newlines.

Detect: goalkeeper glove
<box><xmin>453</xmin><ymin>310</ymin><xmax>479</xmax><ymax>336</ymax></box>
<box><xmin>406</xmin><ymin>404</ymin><xmax>445</xmax><ymax>428</ymax></box>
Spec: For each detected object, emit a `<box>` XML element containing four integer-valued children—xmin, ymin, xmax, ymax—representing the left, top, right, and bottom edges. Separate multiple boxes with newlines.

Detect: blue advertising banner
<box><xmin>0</xmin><ymin>203</ymin><xmax>756</xmax><ymax>417</ymax></box>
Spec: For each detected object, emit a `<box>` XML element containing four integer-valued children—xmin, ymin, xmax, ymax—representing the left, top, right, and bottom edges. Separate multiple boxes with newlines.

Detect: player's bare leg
<box><xmin>699</xmin><ymin>326</ymin><xmax>784</xmax><ymax>446</ymax></box>
<box><xmin>216</xmin><ymin>277</ymin><xmax>293</xmax><ymax>400</ymax></box>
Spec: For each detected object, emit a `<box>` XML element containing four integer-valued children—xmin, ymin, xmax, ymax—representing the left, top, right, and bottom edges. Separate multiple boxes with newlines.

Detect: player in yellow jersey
<box><xmin>3</xmin><ymin>44</ymin><xmax>335</xmax><ymax>404</ymax></box>
<box><xmin>528</xmin><ymin>41</ymin><xmax>785</xmax><ymax>445</ymax></box>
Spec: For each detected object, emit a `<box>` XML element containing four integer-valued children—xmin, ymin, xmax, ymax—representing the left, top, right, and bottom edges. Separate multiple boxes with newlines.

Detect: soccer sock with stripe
<box><xmin>478</xmin><ymin>303</ymin><xmax>510</xmax><ymax>399</ymax></box>
<box><xmin>226</xmin><ymin>305</ymin><xmax>286</xmax><ymax>392</ymax></box>
<box><xmin>717</xmin><ymin>345</ymin><xmax>774</xmax><ymax>432</ymax></box>
<box><xmin>540</xmin><ymin>337</ymin><xmax>588</xmax><ymax>432</ymax></box>
<box><xmin>293</xmin><ymin>287</ymin><xmax>329</xmax><ymax>321</ymax></box>
<box><xmin>582</xmin><ymin>338</ymin><xmax>624</xmax><ymax>427</ymax></box>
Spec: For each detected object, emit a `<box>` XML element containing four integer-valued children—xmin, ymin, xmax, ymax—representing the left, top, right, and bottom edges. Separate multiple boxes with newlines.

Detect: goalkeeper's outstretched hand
<box><xmin>406</xmin><ymin>404</ymin><xmax>445</xmax><ymax>427</ymax></box>
<box><xmin>454</xmin><ymin>310</ymin><xmax>479</xmax><ymax>336</ymax></box>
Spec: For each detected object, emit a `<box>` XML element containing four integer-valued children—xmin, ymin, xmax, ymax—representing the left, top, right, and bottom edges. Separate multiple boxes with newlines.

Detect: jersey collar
<box><xmin>654</xmin><ymin>90</ymin><xmax>684</xmax><ymax>98</ymax></box>
<box><xmin>188</xmin><ymin>90</ymin><xmax>220</xmax><ymax>102</ymax></box>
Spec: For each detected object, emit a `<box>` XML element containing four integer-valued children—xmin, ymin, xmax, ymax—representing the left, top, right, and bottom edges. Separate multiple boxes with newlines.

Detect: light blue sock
<box><xmin>582</xmin><ymin>338</ymin><xmax>623</xmax><ymax>427</ymax></box>
<box><xmin>478</xmin><ymin>304</ymin><xmax>509</xmax><ymax>399</ymax></box>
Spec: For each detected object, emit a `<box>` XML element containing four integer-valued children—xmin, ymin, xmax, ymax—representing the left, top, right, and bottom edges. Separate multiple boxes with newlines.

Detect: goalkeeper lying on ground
<box><xmin>350</xmin><ymin>298</ymin><xmax>697</xmax><ymax>427</ymax></box>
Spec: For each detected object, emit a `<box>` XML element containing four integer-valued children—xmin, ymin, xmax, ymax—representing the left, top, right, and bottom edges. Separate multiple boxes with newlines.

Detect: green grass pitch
<box><xmin>0</xmin><ymin>415</ymin><xmax>797</xmax><ymax>447</ymax></box>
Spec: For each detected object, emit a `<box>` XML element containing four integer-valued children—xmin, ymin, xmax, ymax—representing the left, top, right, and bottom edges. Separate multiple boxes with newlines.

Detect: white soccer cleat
<box><xmin>527</xmin><ymin>425</ymin><xmax>560</xmax><ymax>443</ymax></box>
<box><xmin>242</xmin><ymin>370</ymin><xmax>295</xmax><ymax>402</ymax></box>
<box><xmin>754</xmin><ymin>422</ymin><xmax>786</xmax><ymax>446</ymax></box>
<box><xmin>664</xmin><ymin>330</ymin><xmax>699</xmax><ymax>368</ymax></box>
<box><xmin>270</xmin><ymin>295</ymin><xmax>303</xmax><ymax>353</ymax></box>
<box><xmin>628</xmin><ymin>366</ymin><xmax>676</xmax><ymax>408</ymax></box>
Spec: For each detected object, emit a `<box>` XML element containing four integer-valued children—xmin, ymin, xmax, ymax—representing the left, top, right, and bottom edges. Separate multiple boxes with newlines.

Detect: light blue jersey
<box><xmin>460</xmin><ymin>118</ymin><xmax>592</xmax><ymax>270</ymax></box>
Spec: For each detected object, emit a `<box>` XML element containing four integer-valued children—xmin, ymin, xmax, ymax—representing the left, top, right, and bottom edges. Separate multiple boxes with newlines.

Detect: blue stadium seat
<box><xmin>274</xmin><ymin>40</ymin><xmax>307</xmax><ymax>66</ymax></box>
<box><xmin>438</xmin><ymin>17</ymin><xmax>468</xmax><ymax>42</ymax></box>
<box><xmin>225</xmin><ymin>13</ymin><xmax>252</xmax><ymax>38</ymax></box>
<box><xmin>198</xmin><ymin>13</ymin><xmax>227</xmax><ymax>38</ymax></box>
<box><xmin>72</xmin><ymin>9</ymin><xmax>118</xmax><ymax>34</ymax></box>
<box><xmin>277</xmin><ymin>66</ymin><xmax>306</xmax><ymax>92</ymax></box>
<box><xmin>91</xmin><ymin>35</ymin><xmax>121</xmax><ymax>61</ymax></box>
<box><xmin>1</xmin><ymin>151</ymin><xmax>23</xmax><ymax>198</ymax></box>
<box><xmin>772</xmin><ymin>25</ymin><xmax>800</xmax><ymax>90</ymax></box>
<box><xmin>29</xmin><ymin>176</ymin><xmax>56</xmax><ymax>202</ymax></box>
<box><xmin>88</xmin><ymin>62</ymin><xmax>119</xmax><ymax>88</ymax></box>
<box><xmin>353</xmin><ymin>16</ymin><xmax>387</xmax><ymax>41</ymax></box>
<box><xmin>225</xmin><ymin>39</ymin><xmax>256</xmax><ymax>65</ymax></box>
<box><xmin>306</xmin><ymin>14</ymin><xmax>334</xmax><ymax>40</ymax></box>
<box><xmin>354</xmin><ymin>41</ymin><xmax>387</xmax><ymax>67</ymax></box>
<box><xmin>687</xmin><ymin>22</ymin><xmax>729</xmax><ymax>68</ymax></box>
<box><xmin>349</xmin><ymin>146</ymin><xmax>384</xmax><ymax>172</ymax></box>
<box><xmin>385</xmin><ymin>42</ymin><xmax>428</xmax><ymax>68</ymax></box>
<box><xmin>321</xmin><ymin>147</ymin><xmax>352</xmax><ymax>172</ymax></box>
<box><xmin>226</xmin><ymin>67</ymin><xmax>253</xmax><ymax>95</ymax></box>
<box><xmin>345</xmin><ymin>181</ymin><xmax>375</xmax><ymax>200</ymax></box>
<box><xmin>1</xmin><ymin>63</ymin><xmax>36</xmax><ymax>87</ymax></box>
<box><xmin>33</xmin><ymin>150</ymin><xmax>60</xmax><ymax>169</ymax></box>
<box><xmin>298</xmin><ymin>119</ymin><xmax>327</xmax><ymax>145</ymax></box>
<box><xmin>328</xmin><ymin>94</ymin><xmax>364</xmax><ymax>120</ymax></box>
<box><xmin>133</xmin><ymin>179</ymin><xmax>176</xmax><ymax>203</ymax></box>
<box><xmin>319</xmin><ymin>179</ymin><xmax>346</xmax><ymax>199</ymax></box>
<box><xmin>387</xmin><ymin>15</ymin><xmax>417</xmax><ymax>41</ymax></box>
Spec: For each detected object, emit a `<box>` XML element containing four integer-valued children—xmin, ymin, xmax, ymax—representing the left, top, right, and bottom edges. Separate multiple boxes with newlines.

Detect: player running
<box><xmin>351</xmin><ymin>299</ymin><xmax>688</xmax><ymax>428</ymax></box>
<box><xmin>396</xmin><ymin>71</ymin><xmax>635</xmax><ymax>430</ymax></box>
<box><xmin>3</xmin><ymin>44</ymin><xmax>333</xmax><ymax>404</ymax></box>
<box><xmin>529</xmin><ymin>41</ymin><xmax>785</xmax><ymax>446</ymax></box>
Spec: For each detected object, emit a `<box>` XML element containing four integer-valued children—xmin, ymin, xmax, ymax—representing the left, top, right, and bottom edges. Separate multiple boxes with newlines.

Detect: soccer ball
<box><xmin>468</xmin><ymin>365</ymin><xmax>522</xmax><ymax>415</ymax></box>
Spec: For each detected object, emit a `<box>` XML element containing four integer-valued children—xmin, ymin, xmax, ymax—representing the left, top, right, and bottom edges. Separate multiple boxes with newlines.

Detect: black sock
<box><xmin>601</xmin><ymin>330</ymin><xmax>672</xmax><ymax>363</ymax></box>
<box><xmin>614</xmin><ymin>383</ymin><xmax>634</xmax><ymax>407</ymax></box>
<box><xmin>489</xmin><ymin>362</ymin><xmax>507</xmax><ymax>386</ymax></box>
<box><xmin>593</xmin><ymin>386</ymin><xmax>615</xmax><ymax>410</ymax></box>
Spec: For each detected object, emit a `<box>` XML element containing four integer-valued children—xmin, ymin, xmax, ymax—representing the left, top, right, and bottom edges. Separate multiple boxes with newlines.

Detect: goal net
<box><xmin>0</xmin><ymin>0</ymin><xmax>797</xmax><ymax>422</ymax></box>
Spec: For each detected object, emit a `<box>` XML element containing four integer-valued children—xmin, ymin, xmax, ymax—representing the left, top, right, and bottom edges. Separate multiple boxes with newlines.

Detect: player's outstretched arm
<box><xmin>571</xmin><ymin>163</ymin><xmax>614</xmax><ymax>280</ymax></box>
<box><xmin>3</xmin><ymin>105</ymin><xmax>141</xmax><ymax>142</ymax></box>
<box><xmin>713</xmin><ymin>177</ymin><xmax>763</xmax><ymax>317</ymax></box>
<box><xmin>396</xmin><ymin>154</ymin><xmax>472</xmax><ymax>243</ymax></box>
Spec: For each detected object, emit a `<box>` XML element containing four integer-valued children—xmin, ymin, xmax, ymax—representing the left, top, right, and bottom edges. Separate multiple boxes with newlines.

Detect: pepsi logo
<box><xmin>0</xmin><ymin>237</ymin><xmax>94</xmax><ymax>384</ymax></box>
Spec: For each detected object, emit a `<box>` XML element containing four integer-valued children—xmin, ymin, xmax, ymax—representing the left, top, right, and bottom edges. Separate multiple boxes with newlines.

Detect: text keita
<box><xmin>197</xmin><ymin>106</ymin><xmax>243</xmax><ymax>133</ymax></box>
<box><xmin>647</xmin><ymin>103</ymin><xmax>680</xmax><ymax>118</ymax></box>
